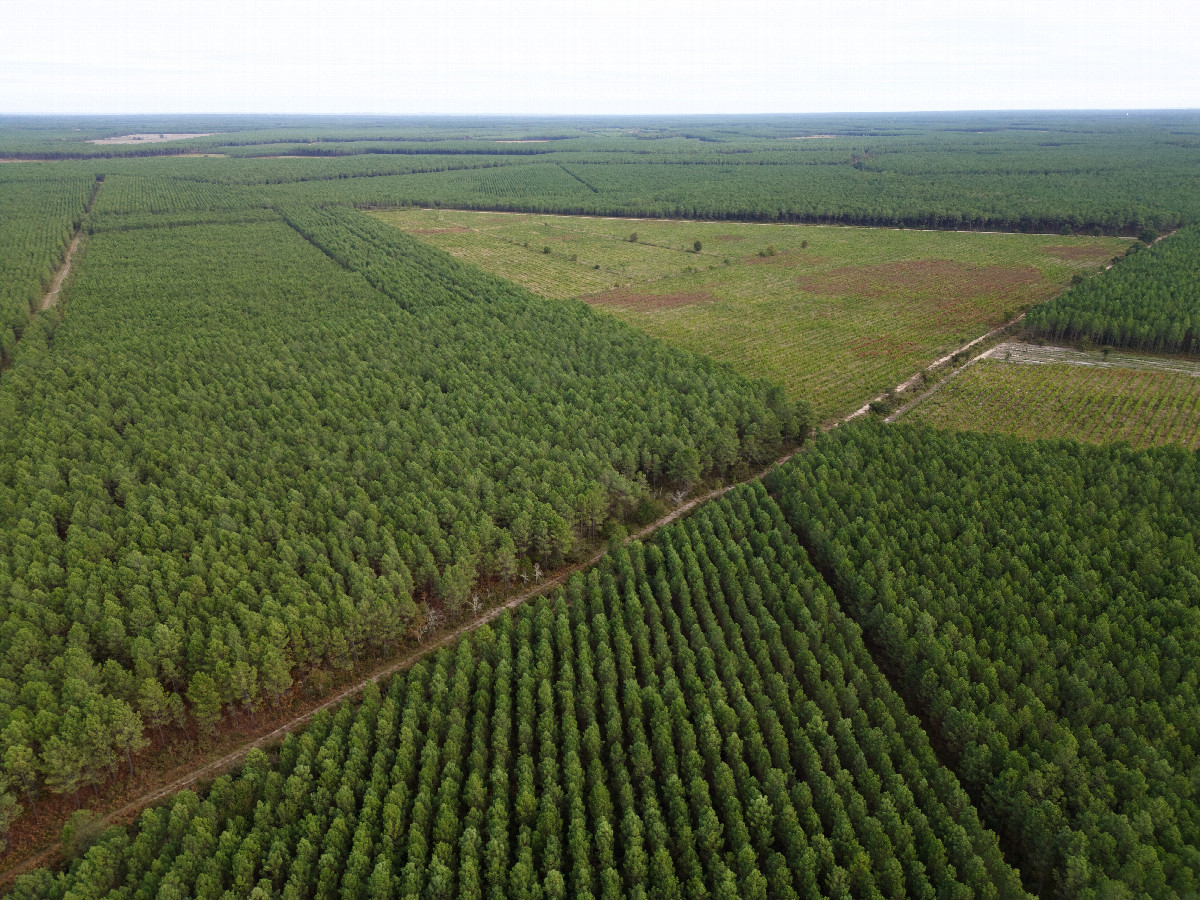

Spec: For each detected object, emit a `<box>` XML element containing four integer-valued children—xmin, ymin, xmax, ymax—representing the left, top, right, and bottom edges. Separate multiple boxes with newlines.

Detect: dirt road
<box><xmin>40</xmin><ymin>232</ymin><xmax>82</xmax><ymax>310</ymax></box>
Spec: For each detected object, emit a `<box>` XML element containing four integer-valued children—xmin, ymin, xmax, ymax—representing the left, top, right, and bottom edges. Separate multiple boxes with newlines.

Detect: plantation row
<box><xmin>0</xmin><ymin>213</ymin><xmax>806</xmax><ymax>838</ymax></box>
<box><xmin>0</xmin><ymin>172</ymin><xmax>95</xmax><ymax>365</ymax></box>
<box><xmin>4</xmin><ymin>113</ymin><xmax>1199</xmax><ymax>232</ymax></box>
<box><xmin>907</xmin><ymin>358</ymin><xmax>1200</xmax><ymax>449</ymax></box>
<box><xmin>86</xmin><ymin>175</ymin><xmax>269</xmax><ymax>218</ymax></box>
<box><xmin>11</xmin><ymin>485</ymin><xmax>1028</xmax><ymax>900</ymax></box>
<box><xmin>1026</xmin><ymin>226</ymin><xmax>1200</xmax><ymax>353</ymax></box>
<box><xmin>768</xmin><ymin>423</ymin><xmax>1200</xmax><ymax>898</ymax></box>
<box><xmin>96</xmin><ymin>153</ymin><xmax>529</xmax><ymax>187</ymax></box>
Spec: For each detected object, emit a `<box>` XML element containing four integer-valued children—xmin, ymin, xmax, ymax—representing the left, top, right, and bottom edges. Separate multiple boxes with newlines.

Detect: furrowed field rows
<box><xmin>906</xmin><ymin>356</ymin><xmax>1200</xmax><ymax>448</ymax></box>
<box><xmin>372</xmin><ymin>208</ymin><xmax>1128</xmax><ymax>420</ymax></box>
<box><xmin>86</xmin><ymin>175</ymin><xmax>269</xmax><ymax>218</ymax></box>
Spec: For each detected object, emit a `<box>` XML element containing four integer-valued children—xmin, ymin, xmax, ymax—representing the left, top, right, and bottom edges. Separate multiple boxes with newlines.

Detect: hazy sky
<box><xmin>3</xmin><ymin>0</ymin><xmax>1197</xmax><ymax>114</ymax></box>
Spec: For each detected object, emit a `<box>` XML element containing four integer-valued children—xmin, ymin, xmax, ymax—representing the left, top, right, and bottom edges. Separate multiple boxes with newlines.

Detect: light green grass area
<box><xmin>373</xmin><ymin>208</ymin><xmax>1128</xmax><ymax>419</ymax></box>
<box><xmin>907</xmin><ymin>356</ymin><xmax>1200</xmax><ymax>449</ymax></box>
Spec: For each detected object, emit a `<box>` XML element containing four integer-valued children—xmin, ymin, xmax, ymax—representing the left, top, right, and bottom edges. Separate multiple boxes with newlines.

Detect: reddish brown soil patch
<box><xmin>714</xmin><ymin>234</ymin><xmax>744</xmax><ymax>242</ymax></box>
<box><xmin>796</xmin><ymin>260</ymin><xmax>1044</xmax><ymax>299</ymax></box>
<box><xmin>1042</xmin><ymin>244</ymin><xmax>1115</xmax><ymax>261</ymax></box>
<box><xmin>410</xmin><ymin>226</ymin><xmax>473</xmax><ymax>234</ymax></box>
<box><xmin>847</xmin><ymin>335</ymin><xmax>922</xmax><ymax>359</ymax></box>
<box><xmin>586</xmin><ymin>289</ymin><xmax>717</xmax><ymax>310</ymax></box>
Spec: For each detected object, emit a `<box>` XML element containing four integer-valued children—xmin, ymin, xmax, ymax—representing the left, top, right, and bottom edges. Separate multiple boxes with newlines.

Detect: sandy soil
<box><xmin>979</xmin><ymin>342</ymin><xmax>1200</xmax><ymax>377</ymax></box>
<box><xmin>87</xmin><ymin>132</ymin><xmax>219</xmax><ymax>145</ymax></box>
<box><xmin>40</xmin><ymin>233</ymin><xmax>82</xmax><ymax>310</ymax></box>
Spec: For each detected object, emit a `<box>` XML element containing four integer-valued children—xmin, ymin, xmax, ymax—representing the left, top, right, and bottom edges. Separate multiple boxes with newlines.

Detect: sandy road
<box><xmin>40</xmin><ymin>233</ymin><xmax>82</xmax><ymax>310</ymax></box>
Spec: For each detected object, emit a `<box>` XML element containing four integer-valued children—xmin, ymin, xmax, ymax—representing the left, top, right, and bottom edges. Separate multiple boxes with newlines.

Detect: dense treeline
<box><xmin>5</xmin><ymin>113</ymin><xmax>1200</xmax><ymax>232</ymax></box>
<box><xmin>768</xmin><ymin>423</ymin><xmax>1200</xmax><ymax>898</ymax></box>
<box><xmin>0</xmin><ymin>172</ymin><xmax>95</xmax><ymax>365</ymax></box>
<box><xmin>0</xmin><ymin>216</ymin><xmax>805</xmax><ymax>838</ymax></box>
<box><xmin>10</xmin><ymin>484</ymin><xmax>1028</xmax><ymax>899</ymax></box>
<box><xmin>1026</xmin><ymin>226</ymin><xmax>1200</xmax><ymax>353</ymax></box>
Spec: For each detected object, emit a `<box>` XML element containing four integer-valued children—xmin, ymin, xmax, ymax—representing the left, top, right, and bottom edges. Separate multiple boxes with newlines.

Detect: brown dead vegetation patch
<box><xmin>713</xmin><ymin>234</ymin><xmax>744</xmax><ymax>242</ymax></box>
<box><xmin>796</xmin><ymin>260</ymin><xmax>1044</xmax><ymax>299</ymax></box>
<box><xmin>586</xmin><ymin>289</ymin><xmax>717</xmax><ymax>310</ymax></box>
<box><xmin>847</xmin><ymin>334</ymin><xmax>923</xmax><ymax>359</ymax></box>
<box><xmin>410</xmin><ymin>226</ymin><xmax>473</xmax><ymax>235</ymax></box>
<box><xmin>1042</xmin><ymin>244</ymin><xmax>1115</xmax><ymax>261</ymax></box>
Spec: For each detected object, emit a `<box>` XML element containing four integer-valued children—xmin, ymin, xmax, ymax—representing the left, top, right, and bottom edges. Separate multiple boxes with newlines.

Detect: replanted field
<box><xmin>10</xmin><ymin>485</ymin><xmax>1028</xmax><ymax>900</ymax></box>
<box><xmin>906</xmin><ymin>348</ymin><xmax>1200</xmax><ymax>449</ymax></box>
<box><xmin>373</xmin><ymin>208</ymin><xmax>1128</xmax><ymax>420</ymax></box>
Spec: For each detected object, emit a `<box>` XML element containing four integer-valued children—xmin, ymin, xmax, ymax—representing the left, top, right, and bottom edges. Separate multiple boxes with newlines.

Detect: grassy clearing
<box><xmin>373</xmin><ymin>209</ymin><xmax>1127</xmax><ymax>419</ymax></box>
<box><xmin>906</xmin><ymin>354</ymin><xmax>1200</xmax><ymax>448</ymax></box>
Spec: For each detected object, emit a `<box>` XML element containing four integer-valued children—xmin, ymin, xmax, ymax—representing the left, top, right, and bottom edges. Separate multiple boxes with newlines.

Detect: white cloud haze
<box><xmin>2</xmin><ymin>0</ymin><xmax>1197</xmax><ymax>114</ymax></box>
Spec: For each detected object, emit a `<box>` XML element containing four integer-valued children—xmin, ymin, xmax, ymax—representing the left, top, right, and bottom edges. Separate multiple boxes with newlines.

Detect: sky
<box><xmin>2</xmin><ymin>0</ymin><xmax>1198</xmax><ymax>115</ymax></box>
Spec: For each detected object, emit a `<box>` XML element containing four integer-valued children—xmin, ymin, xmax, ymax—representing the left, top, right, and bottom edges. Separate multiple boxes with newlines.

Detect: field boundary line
<box><xmin>832</xmin><ymin>313</ymin><xmax>1027</xmax><ymax>426</ymax></box>
<box><xmin>409</xmin><ymin>207</ymin><xmax>1142</xmax><ymax>240</ymax></box>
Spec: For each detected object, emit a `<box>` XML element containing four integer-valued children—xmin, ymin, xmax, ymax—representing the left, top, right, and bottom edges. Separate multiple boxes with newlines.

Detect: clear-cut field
<box><xmin>373</xmin><ymin>209</ymin><xmax>1128</xmax><ymax>420</ymax></box>
<box><xmin>905</xmin><ymin>347</ymin><xmax>1200</xmax><ymax>449</ymax></box>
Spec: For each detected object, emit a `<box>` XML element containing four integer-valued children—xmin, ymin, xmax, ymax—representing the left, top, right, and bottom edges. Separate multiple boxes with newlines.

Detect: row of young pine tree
<box><xmin>0</xmin><ymin>172</ymin><xmax>95</xmax><ymax>367</ymax></box>
<box><xmin>10</xmin><ymin>483</ymin><xmax>1029</xmax><ymax>900</ymax></box>
<box><xmin>768</xmin><ymin>422</ymin><xmax>1200</xmax><ymax>899</ymax></box>
<box><xmin>1026</xmin><ymin>225</ymin><xmax>1200</xmax><ymax>354</ymax></box>
<box><xmin>0</xmin><ymin>207</ymin><xmax>807</xmax><ymax>843</ymax></box>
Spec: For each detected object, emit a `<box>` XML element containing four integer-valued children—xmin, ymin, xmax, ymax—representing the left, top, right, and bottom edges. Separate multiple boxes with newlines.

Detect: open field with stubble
<box><xmin>374</xmin><ymin>208</ymin><xmax>1129</xmax><ymax>420</ymax></box>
